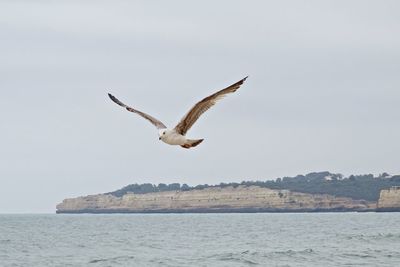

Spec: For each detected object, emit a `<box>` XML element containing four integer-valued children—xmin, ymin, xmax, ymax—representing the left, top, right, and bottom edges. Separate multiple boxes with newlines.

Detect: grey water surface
<box><xmin>1</xmin><ymin>213</ymin><xmax>400</xmax><ymax>266</ymax></box>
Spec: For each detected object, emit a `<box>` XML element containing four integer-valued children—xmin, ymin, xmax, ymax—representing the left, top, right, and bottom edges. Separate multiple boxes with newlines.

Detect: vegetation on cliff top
<box><xmin>107</xmin><ymin>172</ymin><xmax>400</xmax><ymax>201</ymax></box>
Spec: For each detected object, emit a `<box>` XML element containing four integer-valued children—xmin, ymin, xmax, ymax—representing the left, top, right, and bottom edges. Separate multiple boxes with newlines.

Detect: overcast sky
<box><xmin>1</xmin><ymin>1</ymin><xmax>399</xmax><ymax>213</ymax></box>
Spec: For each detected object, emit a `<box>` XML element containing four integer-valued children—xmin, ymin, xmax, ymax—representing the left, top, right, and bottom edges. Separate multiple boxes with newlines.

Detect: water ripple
<box><xmin>88</xmin><ymin>255</ymin><xmax>135</xmax><ymax>264</ymax></box>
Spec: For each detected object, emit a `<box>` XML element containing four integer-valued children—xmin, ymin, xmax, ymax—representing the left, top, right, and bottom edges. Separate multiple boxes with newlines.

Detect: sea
<box><xmin>0</xmin><ymin>213</ymin><xmax>399</xmax><ymax>267</ymax></box>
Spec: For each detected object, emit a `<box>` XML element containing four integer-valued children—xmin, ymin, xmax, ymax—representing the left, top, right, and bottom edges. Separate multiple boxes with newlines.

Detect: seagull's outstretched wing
<box><xmin>174</xmin><ymin>76</ymin><xmax>248</xmax><ymax>136</ymax></box>
<box><xmin>108</xmin><ymin>93</ymin><xmax>167</xmax><ymax>129</ymax></box>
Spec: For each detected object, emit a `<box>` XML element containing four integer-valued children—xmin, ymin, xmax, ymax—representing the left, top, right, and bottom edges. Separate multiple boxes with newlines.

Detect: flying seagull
<box><xmin>108</xmin><ymin>76</ymin><xmax>248</xmax><ymax>149</ymax></box>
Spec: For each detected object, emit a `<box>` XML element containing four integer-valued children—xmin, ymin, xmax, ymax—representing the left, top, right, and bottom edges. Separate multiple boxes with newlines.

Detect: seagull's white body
<box><xmin>109</xmin><ymin>76</ymin><xmax>248</xmax><ymax>149</ymax></box>
<box><xmin>159</xmin><ymin>129</ymin><xmax>186</xmax><ymax>145</ymax></box>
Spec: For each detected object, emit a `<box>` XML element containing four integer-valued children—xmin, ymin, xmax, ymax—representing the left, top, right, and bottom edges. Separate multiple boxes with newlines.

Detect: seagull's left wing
<box><xmin>174</xmin><ymin>76</ymin><xmax>248</xmax><ymax>136</ymax></box>
<box><xmin>108</xmin><ymin>93</ymin><xmax>167</xmax><ymax>129</ymax></box>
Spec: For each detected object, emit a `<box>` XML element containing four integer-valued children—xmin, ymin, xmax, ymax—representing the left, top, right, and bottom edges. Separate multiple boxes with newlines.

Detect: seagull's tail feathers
<box><xmin>180</xmin><ymin>139</ymin><xmax>204</xmax><ymax>149</ymax></box>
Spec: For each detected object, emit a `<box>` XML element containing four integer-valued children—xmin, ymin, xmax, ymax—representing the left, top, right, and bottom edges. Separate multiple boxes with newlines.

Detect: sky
<box><xmin>1</xmin><ymin>0</ymin><xmax>399</xmax><ymax>213</ymax></box>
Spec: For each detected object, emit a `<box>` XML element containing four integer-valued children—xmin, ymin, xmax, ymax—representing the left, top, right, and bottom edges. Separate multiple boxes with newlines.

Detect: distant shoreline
<box><xmin>56</xmin><ymin>172</ymin><xmax>400</xmax><ymax>214</ymax></box>
<box><xmin>57</xmin><ymin>207</ymin><xmax>394</xmax><ymax>214</ymax></box>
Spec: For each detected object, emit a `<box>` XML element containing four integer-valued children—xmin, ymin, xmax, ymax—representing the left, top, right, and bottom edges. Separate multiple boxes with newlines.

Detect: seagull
<box><xmin>108</xmin><ymin>76</ymin><xmax>248</xmax><ymax>149</ymax></box>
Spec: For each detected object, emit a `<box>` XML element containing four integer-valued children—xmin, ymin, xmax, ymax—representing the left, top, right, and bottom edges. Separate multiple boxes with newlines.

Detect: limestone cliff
<box><xmin>377</xmin><ymin>186</ymin><xmax>400</xmax><ymax>211</ymax></box>
<box><xmin>56</xmin><ymin>186</ymin><xmax>375</xmax><ymax>213</ymax></box>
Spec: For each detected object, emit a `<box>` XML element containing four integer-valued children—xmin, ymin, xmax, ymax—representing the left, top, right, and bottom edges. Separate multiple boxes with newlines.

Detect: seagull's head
<box><xmin>158</xmin><ymin>129</ymin><xmax>168</xmax><ymax>140</ymax></box>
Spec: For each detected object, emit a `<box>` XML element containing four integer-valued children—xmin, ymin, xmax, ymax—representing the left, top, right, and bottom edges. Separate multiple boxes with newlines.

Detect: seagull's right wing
<box><xmin>108</xmin><ymin>93</ymin><xmax>167</xmax><ymax>129</ymax></box>
<box><xmin>173</xmin><ymin>76</ymin><xmax>248</xmax><ymax>136</ymax></box>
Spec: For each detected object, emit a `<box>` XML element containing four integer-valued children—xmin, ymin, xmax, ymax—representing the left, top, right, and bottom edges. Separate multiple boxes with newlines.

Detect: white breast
<box><xmin>162</xmin><ymin>132</ymin><xmax>187</xmax><ymax>145</ymax></box>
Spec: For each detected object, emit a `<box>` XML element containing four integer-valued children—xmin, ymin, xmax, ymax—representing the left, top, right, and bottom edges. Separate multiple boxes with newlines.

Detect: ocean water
<box><xmin>0</xmin><ymin>213</ymin><xmax>400</xmax><ymax>267</ymax></box>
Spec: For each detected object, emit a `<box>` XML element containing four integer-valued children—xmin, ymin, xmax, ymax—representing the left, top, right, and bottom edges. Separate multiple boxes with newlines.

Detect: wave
<box><xmin>345</xmin><ymin>233</ymin><xmax>400</xmax><ymax>241</ymax></box>
<box><xmin>88</xmin><ymin>255</ymin><xmax>135</xmax><ymax>264</ymax></box>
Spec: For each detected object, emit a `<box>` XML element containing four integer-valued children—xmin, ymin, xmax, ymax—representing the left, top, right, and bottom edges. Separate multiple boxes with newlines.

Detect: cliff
<box><xmin>56</xmin><ymin>186</ymin><xmax>375</xmax><ymax>213</ymax></box>
<box><xmin>377</xmin><ymin>186</ymin><xmax>400</xmax><ymax>211</ymax></box>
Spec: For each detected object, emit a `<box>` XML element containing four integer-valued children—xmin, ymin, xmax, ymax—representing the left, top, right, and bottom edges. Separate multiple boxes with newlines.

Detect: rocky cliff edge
<box><xmin>56</xmin><ymin>186</ymin><xmax>376</xmax><ymax>213</ymax></box>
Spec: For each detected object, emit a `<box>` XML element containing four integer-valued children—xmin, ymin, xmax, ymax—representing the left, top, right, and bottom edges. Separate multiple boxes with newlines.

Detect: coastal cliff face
<box><xmin>377</xmin><ymin>186</ymin><xmax>400</xmax><ymax>211</ymax></box>
<box><xmin>56</xmin><ymin>186</ymin><xmax>375</xmax><ymax>213</ymax></box>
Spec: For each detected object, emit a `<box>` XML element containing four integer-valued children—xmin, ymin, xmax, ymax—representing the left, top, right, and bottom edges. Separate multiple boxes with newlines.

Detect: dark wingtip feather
<box><xmin>229</xmin><ymin>76</ymin><xmax>248</xmax><ymax>89</ymax></box>
<box><xmin>234</xmin><ymin>76</ymin><xmax>249</xmax><ymax>87</ymax></box>
<box><xmin>108</xmin><ymin>93</ymin><xmax>126</xmax><ymax>108</ymax></box>
<box><xmin>241</xmin><ymin>76</ymin><xmax>249</xmax><ymax>84</ymax></box>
